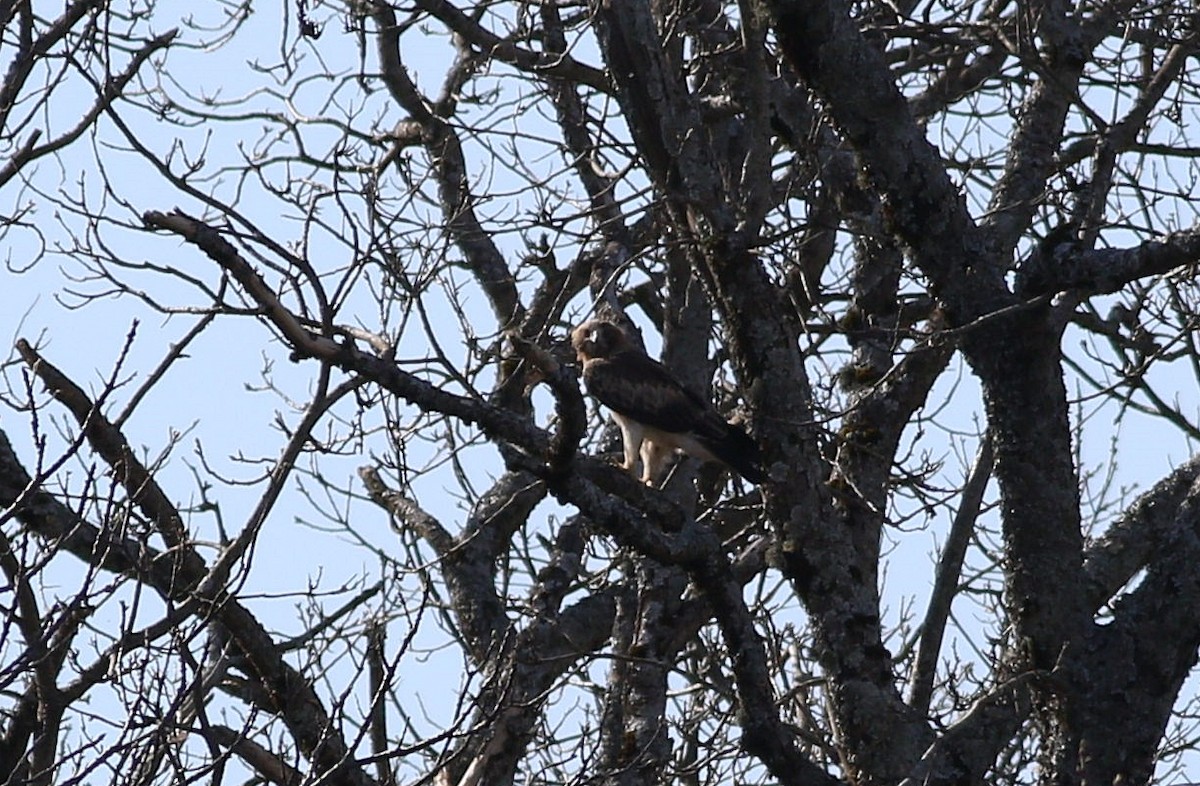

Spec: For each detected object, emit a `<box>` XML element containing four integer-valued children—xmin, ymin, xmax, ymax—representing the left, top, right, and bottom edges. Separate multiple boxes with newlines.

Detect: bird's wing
<box><xmin>584</xmin><ymin>349</ymin><xmax>765</xmax><ymax>483</ymax></box>
<box><xmin>583</xmin><ymin>351</ymin><xmax>709</xmax><ymax>434</ymax></box>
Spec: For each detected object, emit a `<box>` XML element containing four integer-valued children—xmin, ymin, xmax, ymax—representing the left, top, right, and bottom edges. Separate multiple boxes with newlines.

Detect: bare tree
<box><xmin>3</xmin><ymin>0</ymin><xmax>1200</xmax><ymax>784</ymax></box>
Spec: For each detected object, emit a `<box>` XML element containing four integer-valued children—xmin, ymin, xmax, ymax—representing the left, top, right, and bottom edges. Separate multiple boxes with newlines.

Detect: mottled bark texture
<box><xmin>3</xmin><ymin>0</ymin><xmax>1200</xmax><ymax>784</ymax></box>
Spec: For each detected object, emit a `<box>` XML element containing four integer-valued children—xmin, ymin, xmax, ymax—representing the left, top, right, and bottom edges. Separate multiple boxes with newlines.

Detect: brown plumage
<box><xmin>571</xmin><ymin>320</ymin><xmax>764</xmax><ymax>484</ymax></box>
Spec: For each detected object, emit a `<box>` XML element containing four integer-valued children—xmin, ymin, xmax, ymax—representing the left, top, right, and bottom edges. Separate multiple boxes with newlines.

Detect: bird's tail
<box><xmin>703</xmin><ymin>426</ymin><xmax>765</xmax><ymax>484</ymax></box>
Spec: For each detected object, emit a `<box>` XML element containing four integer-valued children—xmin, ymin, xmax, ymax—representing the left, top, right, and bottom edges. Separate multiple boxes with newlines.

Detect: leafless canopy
<box><xmin>3</xmin><ymin>0</ymin><xmax>1200</xmax><ymax>784</ymax></box>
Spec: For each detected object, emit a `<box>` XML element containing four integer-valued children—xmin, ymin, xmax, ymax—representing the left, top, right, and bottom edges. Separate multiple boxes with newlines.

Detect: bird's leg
<box><xmin>617</xmin><ymin>419</ymin><xmax>644</xmax><ymax>478</ymax></box>
<box><xmin>621</xmin><ymin>442</ymin><xmax>639</xmax><ymax>476</ymax></box>
<box><xmin>640</xmin><ymin>441</ymin><xmax>671</xmax><ymax>486</ymax></box>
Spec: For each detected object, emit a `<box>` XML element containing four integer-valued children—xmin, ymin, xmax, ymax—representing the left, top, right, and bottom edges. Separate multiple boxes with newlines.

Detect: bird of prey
<box><xmin>571</xmin><ymin>319</ymin><xmax>765</xmax><ymax>485</ymax></box>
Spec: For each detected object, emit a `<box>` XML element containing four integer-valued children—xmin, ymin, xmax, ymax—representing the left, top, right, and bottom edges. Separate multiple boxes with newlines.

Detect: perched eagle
<box><xmin>571</xmin><ymin>320</ymin><xmax>765</xmax><ymax>485</ymax></box>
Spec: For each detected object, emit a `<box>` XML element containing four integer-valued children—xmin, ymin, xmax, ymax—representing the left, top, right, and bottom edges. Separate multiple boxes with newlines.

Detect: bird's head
<box><xmin>571</xmin><ymin>320</ymin><xmax>631</xmax><ymax>362</ymax></box>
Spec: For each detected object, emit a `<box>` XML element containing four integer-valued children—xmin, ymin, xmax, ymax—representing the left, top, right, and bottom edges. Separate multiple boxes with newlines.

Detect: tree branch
<box><xmin>0</xmin><ymin>29</ymin><xmax>178</xmax><ymax>188</ymax></box>
<box><xmin>1016</xmin><ymin>225</ymin><xmax>1200</xmax><ymax>298</ymax></box>
<box><xmin>1072</xmin><ymin>474</ymin><xmax>1200</xmax><ymax>783</ymax></box>
<box><xmin>1082</xmin><ymin>454</ymin><xmax>1200</xmax><ymax>610</ymax></box>
<box><xmin>1</xmin><ymin>357</ymin><xmax>378</xmax><ymax>786</ymax></box>
<box><xmin>908</xmin><ymin>436</ymin><xmax>994</xmax><ymax>715</ymax></box>
<box><xmin>411</xmin><ymin>0</ymin><xmax>609</xmax><ymax>93</ymax></box>
<box><xmin>142</xmin><ymin>209</ymin><xmax>550</xmax><ymax>461</ymax></box>
<box><xmin>15</xmin><ymin>334</ymin><xmax>205</xmax><ymax>592</ymax></box>
<box><xmin>368</xmin><ymin>1</ymin><xmax>523</xmax><ymax>327</ymax></box>
<box><xmin>762</xmin><ymin>0</ymin><xmax>990</xmax><ymax>314</ymax></box>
